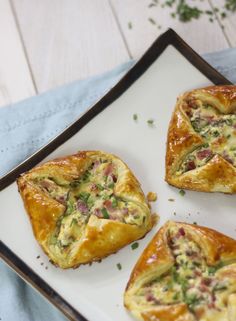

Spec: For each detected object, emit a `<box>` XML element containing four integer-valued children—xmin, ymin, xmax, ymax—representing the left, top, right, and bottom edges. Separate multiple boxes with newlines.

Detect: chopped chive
<box><xmin>213</xmin><ymin>284</ymin><xmax>227</xmax><ymax>291</ymax></box>
<box><xmin>148</xmin><ymin>3</ymin><xmax>157</xmax><ymax>8</ymax></box>
<box><xmin>78</xmin><ymin>192</ymin><xmax>90</xmax><ymax>203</ymax></box>
<box><xmin>133</xmin><ymin>113</ymin><xmax>138</xmax><ymax>121</ymax></box>
<box><xmin>208</xmin><ymin>266</ymin><xmax>217</xmax><ymax>275</ymax></box>
<box><xmin>70</xmin><ymin>218</ymin><xmax>78</xmax><ymax>227</ymax></box>
<box><xmin>117</xmin><ymin>263</ymin><xmax>122</xmax><ymax>270</ymax></box>
<box><xmin>226</xmin><ymin>118</ymin><xmax>233</xmax><ymax>126</ymax></box>
<box><xmin>193</xmin><ymin>221</ymin><xmax>197</xmax><ymax>225</ymax></box>
<box><xmin>221</xmin><ymin>11</ymin><xmax>227</xmax><ymax>18</ymax></box>
<box><xmin>148</xmin><ymin>17</ymin><xmax>156</xmax><ymax>25</ymax></box>
<box><xmin>108</xmin><ymin>182</ymin><xmax>115</xmax><ymax>189</ymax></box>
<box><xmin>131</xmin><ymin>242</ymin><xmax>139</xmax><ymax>250</ymax></box>
<box><xmin>179</xmin><ymin>189</ymin><xmax>186</xmax><ymax>196</ymax></box>
<box><xmin>112</xmin><ymin>198</ymin><xmax>118</xmax><ymax>208</ymax></box>
<box><xmin>96</xmin><ymin>183</ymin><xmax>104</xmax><ymax>191</ymax></box>
<box><xmin>101</xmin><ymin>208</ymin><xmax>110</xmax><ymax>219</ymax></box>
<box><xmin>128</xmin><ymin>22</ymin><xmax>132</xmax><ymax>29</ymax></box>
<box><xmin>147</xmin><ymin>119</ymin><xmax>154</xmax><ymax>126</ymax></box>
<box><xmin>172</xmin><ymin>292</ymin><xmax>179</xmax><ymax>300</ymax></box>
<box><xmin>213</xmin><ymin>130</ymin><xmax>220</xmax><ymax>137</ymax></box>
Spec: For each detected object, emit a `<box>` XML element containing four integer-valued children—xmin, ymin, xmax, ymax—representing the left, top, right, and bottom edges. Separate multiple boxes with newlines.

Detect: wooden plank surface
<box><xmin>210</xmin><ymin>0</ymin><xmax>236</xmax><ymax>47</ymax></box>
<box><xmin>11</xmin><ymin>0</ymin><xmax>130</xmax><ymax>93</ymax></box>
<box><xmin>110</xmin><ymin>0</ymin><xmax>229</xmax><ymax>58</ymax></box>
<box><xmin>0</xmin><ymin>0</ymin><xmax>234</xmax><ymax>110</ymax></box>
<box><xmin>0</xmin><ymin>0</ymin><xmax>35</xmax><ymax>108</ymax></box>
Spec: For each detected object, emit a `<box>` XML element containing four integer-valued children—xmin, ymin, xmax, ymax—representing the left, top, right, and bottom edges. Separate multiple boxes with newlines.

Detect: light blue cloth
<box><xmin>0</xmin><ymin>48</ymin><xmax>236</xmax><ymax>321</ymax></box>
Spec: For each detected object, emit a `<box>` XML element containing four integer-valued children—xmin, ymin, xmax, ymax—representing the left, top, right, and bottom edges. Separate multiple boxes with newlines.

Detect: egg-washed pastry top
<box><xmin>166</xmin><ymin>85</ymin><xmax>236</xmax><ymax>193</ymax></box>
<box><xmin>124</xmin><ymin>221</ymin><xmax>236</xmax><ymax>321</ymax></box>
<box><xmin>17</xmin><ymin>151</ymin><xmax>154</xmax><ymax>268</ymax></box>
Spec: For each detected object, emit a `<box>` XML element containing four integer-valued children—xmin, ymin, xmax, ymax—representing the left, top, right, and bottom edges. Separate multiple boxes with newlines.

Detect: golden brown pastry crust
<box><xmin>17</xmin><ymin>151</ymin><xmax>154</xmax><ymax>268</ymax></box>
<box><xmin>124</xmin><ymin>221</ymin><xmax>236</xmax><ymax>321</ymax></box>
<box><xmin>165</xmin><ymin>85</ymin><xmax>236</xmax><ymax>193</ymax></box>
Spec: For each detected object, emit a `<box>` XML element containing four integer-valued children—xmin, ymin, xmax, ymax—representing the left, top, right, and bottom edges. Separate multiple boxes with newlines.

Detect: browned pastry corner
<box><xmin>124</xmin><ymin>221</ymin><xmax>236</xmax><ymax>321</ymax></box>
<box><xmin>17</xmin><ymin>151</ymin><xmax>154</xmax><ymax>268</ymax></box>
<box><xmin>165</xmin><ymin>85</ymin><xmax>236</xmax><ymax>193</ymax></box>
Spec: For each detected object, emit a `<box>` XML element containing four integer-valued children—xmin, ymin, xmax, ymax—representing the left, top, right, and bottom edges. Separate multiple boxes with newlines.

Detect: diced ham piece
<box><xmin>90</xmin><ymin>183</ymin><xmax>97</xmax><ymax>191</ymax></box>
<box><xmin>172</xmin><ymin>245</ymin><xmax>180</xmax><ymax>251</ymax></box>
<box><xmin>187</xmin><ymin>99</ymin><xmax>198</xmax><ymax>109</ymax></box>
<box><xmin>111</xmin><ymin>174</ymin><xmax>117</xmax><ymax>182</ymax></box>
<box><xmin>186</xmin><ymin>110</ymin><xmax>192</xmax><ymax>117</ymax></box>
<box><xmin>103</xmin><ymin>200</ymin><xmax>113</xmax><ymax>211</ymax></box>
<box><xmin>178</xmin><ymin>227</ymin><xmax>185</xmax><ymax>236</ymax></box>
<box><xmin>104</xmin><ymin>163</ymin><xmax>113</xmax><ymax>176</ymax></box>
<box><xmin>76</xmin><ymin>200</ymin><xmax>88</xmax><ymax>214</ymax></box>
<box><xmin>56</xmin><ymin>194</ymin><xmax>67</xmax><ymax>204</ymax></box>
<box><xmin>199</xmin><ymin>284</ymin><xmax>210</xmax><ymax>293</ymax></box>
<box><xmin>94</xmin><ymin>208</ymin><xmax>102</xmax><ymax>218</ymax></box>
<box><xmin>146</xmin><ymin>293</ymin><xmax>156</xmax><ymax>302</ymax></box>
<box><xmin>208</xmin><ymin>298</ymin><xmax>216</xmax><ymax>309</ymax></box>
<box><xmin>186</xmin><ymin>160</ymin><xmax>196</xmax><ymax>171</ymax></box>
<box><xmin>40</xmin><ymin>179</ymin><xmax>54</xmax><ymax>191</ymax></box>
<box><xmin>92</xmin><ymin>160</ymin><xmax>100</xmax><ymax>170</ymax></box>
<box><xmin>201</xmin><ymin>278</ymin><xmax>212</xmax><ymax>286</ymax></box>
<box><xmin>194</xmin><ymin>270</ymin><xmax>202</xmax><ymax>277</ymax></box>
<box><xmin>122</xmin><ymin>208</ymin><xmax>129</xmax><ymax>215</ymax></box>
<box><xmin>197</xmin><ymin>149</ymin><xmax>212</xmax><ymax>160</ymax></box>
<box><xmin>205</xmin><ymin>116</ymin><xmax>214</xmax><ymax>123</ymax></box>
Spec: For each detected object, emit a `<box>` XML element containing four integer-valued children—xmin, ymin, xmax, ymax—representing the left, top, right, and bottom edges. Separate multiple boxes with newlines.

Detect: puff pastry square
<box><xmin>166</xmin><ymin>85</ymin><xmax>236</xmax><ymax>193</ymax></box>
<box><xmin>124</xmin><ymin>221</ymin><xmax>236</xmax><ymax>321</ymax></box>
<box><xmin>17</xmin><ymin>151</ymin><xmax>154</xmax><ymax>268</ymax></box>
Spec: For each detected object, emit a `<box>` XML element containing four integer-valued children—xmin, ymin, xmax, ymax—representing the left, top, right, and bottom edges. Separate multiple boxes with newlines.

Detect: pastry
<box><xmin>124</xmin><ymin>221</ymin><xmax>236</xmax><ymax>321</ymax></box>
<box><xmin>17</xmin><ymin>151</ymin><xmax>154</xmax><ymax>268</ymax></box>
<box><xmin>166</xmin><ymin>85</ymin><xmax>236</xmax><ymax>193</ymax></box>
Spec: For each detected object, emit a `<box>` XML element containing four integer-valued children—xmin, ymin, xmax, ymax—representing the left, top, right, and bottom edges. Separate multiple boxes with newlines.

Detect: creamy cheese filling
<box><xmin>135</xmin><ymin>226</ymin><xmax>236</xmax><ymax>318</ymax></box>
<box><xmin>33</xmin><ymin>158</ymin><xmax>146</xmax><ymax>249</ymax></box>
<box><xmin>178</xmin><ymin>100</ymin><xmax>236</xmax><ymax>174</ymax></box>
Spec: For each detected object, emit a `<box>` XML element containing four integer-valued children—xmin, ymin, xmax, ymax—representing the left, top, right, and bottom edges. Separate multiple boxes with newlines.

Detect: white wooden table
<box><xmin>0</xmin><ymin>0</ymin><xmax>235</xmax><ymax>109</ymax></box>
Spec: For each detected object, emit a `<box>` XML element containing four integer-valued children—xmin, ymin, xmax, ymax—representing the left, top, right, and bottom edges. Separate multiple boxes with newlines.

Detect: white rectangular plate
<box><xmin>0</xmin><ymin>30</ymin><xmax>234</xmax><ymax>321</ymax></box>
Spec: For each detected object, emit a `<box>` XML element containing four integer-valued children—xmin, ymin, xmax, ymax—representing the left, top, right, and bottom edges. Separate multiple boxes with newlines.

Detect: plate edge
<box><xmin>0</xmin><ymin>29</ymin><xmax>232</xmax><ymax>321</ymax></box>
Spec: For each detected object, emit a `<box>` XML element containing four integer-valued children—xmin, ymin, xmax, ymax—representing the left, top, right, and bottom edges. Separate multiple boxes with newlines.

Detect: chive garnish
<box><xmin>70</xmin><ymin>218</ymin><xmax>78</xmax><ymax>227</ymax></box>
<box><xmin>96</xmin><ymin>183</ymin><xmax>104</xmax><ymax>191</ymax></box>
<box><xmin>101</xmin><ymin>208</ymin><xmax>109</xmax><ymax>219</ymax></box>
<box><xmin>117</xmin><ymin>263</ymin><xmax>122</xmax><ymax>270</ymax></box>
<box><xmin>179</xmin><ymin>189</ymin><xmax>186</xmax><ymax>196</ymax></box>
<box><xmin>148</xmin><ymin>17</ymin><xmax>156</xmax><ymax>24</ymax></box>
<box><xmin>147</xmin><ymin>119</ymin><xmax>154</xmax><ymax>126</ymax></box>
<box><xmin>172</xmin><ymin>292</ymin><xmax>179</xmax><ymax>300</ymax></box>
<box><xmin>131</xmin><ymin>242</ymin><xmax>139</xmax><ymax>250</ymax></box>
<box><xmin>78</xmin><ymin>192</ymin><xmax>90</xmax><ymax>203</ymax></box>
<box><xmin>108</xmin><ymin>182</ymin><xmax>115</xmax><ymax>189</ymax></box>
<box><xmin>133</xmin><ymin>113</ymin><xmax>138</xmax><ymax>121</ymax></box>
<box><xmin>112</xmin><ymin>198</ymin><xmax>118</xmax><ymax>208</ymax></box>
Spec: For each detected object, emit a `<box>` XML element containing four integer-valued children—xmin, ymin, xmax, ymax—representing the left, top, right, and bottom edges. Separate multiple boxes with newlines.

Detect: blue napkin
<box><xmin>0</xmin><ymin>48</ymin><xmax>236</xmax><ymax>321</ymax></box>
